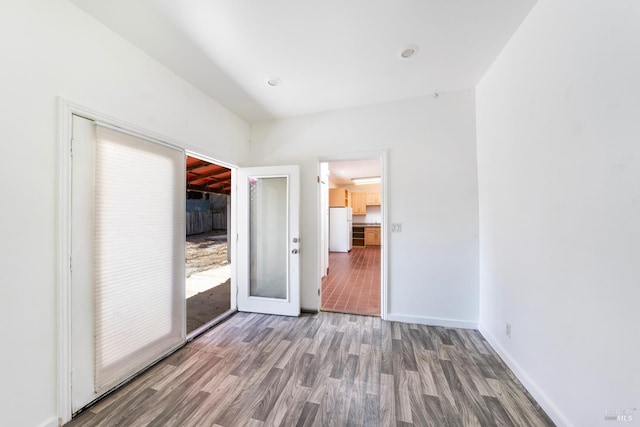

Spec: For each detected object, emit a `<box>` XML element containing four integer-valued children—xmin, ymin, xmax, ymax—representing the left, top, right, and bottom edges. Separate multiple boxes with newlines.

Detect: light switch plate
<box><xmin>391</xmin><ymin>223</ymin><xmax>402</xmax><ymax>232</ymax></box>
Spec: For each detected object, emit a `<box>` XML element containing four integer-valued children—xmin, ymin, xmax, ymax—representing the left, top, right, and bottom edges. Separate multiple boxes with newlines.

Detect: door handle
<box><xmin>291</xmin><ymin>249</ymin><xmax>299</xmax><ymax>254</ymax></box>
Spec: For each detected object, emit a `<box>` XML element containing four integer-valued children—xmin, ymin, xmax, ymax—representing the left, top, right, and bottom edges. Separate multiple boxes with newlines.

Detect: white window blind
<box><xmin>94</xmin><ymin>125</ymin><xmax>185</xmax><ymax>393</ymax></box>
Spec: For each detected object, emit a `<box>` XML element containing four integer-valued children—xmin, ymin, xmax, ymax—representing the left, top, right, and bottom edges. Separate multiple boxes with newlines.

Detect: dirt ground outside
<box><xmin>186</xmin><ymin>229</ymin><xmax>231</xmax><ymax>333</ymax></box>
<box><xmin>186</xmin><ymin>230</ymin><xmax>229</xmax><ymax>277</ymax></box>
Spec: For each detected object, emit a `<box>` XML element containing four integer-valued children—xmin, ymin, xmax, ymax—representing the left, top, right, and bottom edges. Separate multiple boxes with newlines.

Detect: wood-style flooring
<box><xmin>322</xmin><ymin>247</ymin><xmax>381</xmax><ymax>316</ymax></box>
<box><xmin>67</xmin><ymin>311</ymin><xmax>554</xmax><ymax>427</ymax></box>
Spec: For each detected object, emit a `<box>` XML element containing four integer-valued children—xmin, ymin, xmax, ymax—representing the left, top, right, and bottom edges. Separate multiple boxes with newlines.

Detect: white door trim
<box><xmin>57</xmin><ymin>98</ymin><xmax>239</xmax><ymax>424</ymax></box>
<box><xmin>316</xmin><ymin>150</ymin><xmax>389</xmax><ymax>320</ymax></box>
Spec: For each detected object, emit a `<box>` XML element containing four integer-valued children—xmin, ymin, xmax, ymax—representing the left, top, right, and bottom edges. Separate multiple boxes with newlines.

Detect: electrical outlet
<box><xmin>505</xmin><ymin>323</ymin><xmax>512</xmax><ymax>339</ymax></box>
<box><xmin>391</xmin><ymin>223</ymin><xmax>402</xmax><ymax>232</ymax></box>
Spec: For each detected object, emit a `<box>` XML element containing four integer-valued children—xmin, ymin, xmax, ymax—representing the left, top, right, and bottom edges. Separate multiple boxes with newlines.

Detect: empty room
<box><xmin>1</xmin><ymin>1</ymin><xmax>638</xmax><ymax>427</ymax></box>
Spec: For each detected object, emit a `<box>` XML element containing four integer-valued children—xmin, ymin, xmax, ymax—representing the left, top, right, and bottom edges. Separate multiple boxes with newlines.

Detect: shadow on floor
<box><xmin>186</xmin><ymin>279</ymin><xmax>231</xmax><ymax>333</ymax></box>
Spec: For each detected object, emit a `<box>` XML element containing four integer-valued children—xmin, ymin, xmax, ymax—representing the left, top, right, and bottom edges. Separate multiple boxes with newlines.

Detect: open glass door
<box><xmin>237</xmin><ymin>165</ymin><xmax>300</xmax><ymax>316</ymax></box>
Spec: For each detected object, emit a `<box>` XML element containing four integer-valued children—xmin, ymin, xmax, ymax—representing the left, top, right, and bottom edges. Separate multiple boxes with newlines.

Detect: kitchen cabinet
<box><xmin>350</xmin><ymin>192</ymin><xmax>367</xmax><ymax>215</ymax></box>
<box><xmin>366</xmin><ymin>192</ymin><xmax>381</xmax><ymax>206</ymax></box>
<box><xmin>364</xmin><ymin>227</ymin><xmax>380</xmax><ymax>246</ymax></box>
<box><xmin>329</xmin><ymin>188</ymin><xmax>349</xmax><ymax>207</ymax></box>
<box><xmin>352</xmin><ymin>226</ymin><xmax>365</xmax><ymax>246</ymax></box>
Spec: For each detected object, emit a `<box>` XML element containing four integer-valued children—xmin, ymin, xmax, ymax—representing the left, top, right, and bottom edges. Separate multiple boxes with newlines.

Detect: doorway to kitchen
<box><xmin>185</xmin><ymin>155</ymin><xmax>234</xmax><ymax>336</ymax></box>
<box><xmin>320</xmin><ymin>158</ymin><xmax>383</xmax><ymax>317</ymax></box>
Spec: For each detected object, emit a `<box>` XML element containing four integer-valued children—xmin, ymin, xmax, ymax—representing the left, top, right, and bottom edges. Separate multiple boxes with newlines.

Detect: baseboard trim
<box><xmin>478</xmin><ymin>323</ymin><xmax>572</xmax><ymax>427</ymax></box>
<box><xmin>38</xmin><ymin>416</ymin><xmax>59</xmax><ymax>427</ymax></box>
<box><xmin>386</xmin><ymin>313</ymin><xmax>478</xmax><ymax>329</ymax></box>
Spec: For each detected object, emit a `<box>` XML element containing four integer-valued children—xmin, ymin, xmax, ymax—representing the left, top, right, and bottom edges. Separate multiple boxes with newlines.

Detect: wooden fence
<box><xmin>187</xmin><ymin>211</ymin><xmax>211</xmax><ymax>235</ymax></box>
<box><xmin>186</xmin><ymin>196</ymin><xmax>228</xmax><ymax>235</ymax></box>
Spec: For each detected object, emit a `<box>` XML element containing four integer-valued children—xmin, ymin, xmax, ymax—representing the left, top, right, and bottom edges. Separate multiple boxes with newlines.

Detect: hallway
<box><xmin>321</xmin><ymin>246</ymin><xmax>380</xmax><ymax>316</ymax></box>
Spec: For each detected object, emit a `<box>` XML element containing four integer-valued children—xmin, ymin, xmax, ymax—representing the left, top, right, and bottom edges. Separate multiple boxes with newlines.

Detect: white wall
<box><xmin>251</xmin><ymin>91</ymin><xmax>479</xmax><ymax>325</ymax></box>
<box><xmin>0</xmin><ymin>2</ymin><xmax>249</xmax><ymax>426</ymax></box>
<box><xmin>476</xmin><ymin>1</ymin><xmax>640</xmax><ymax>426</ymax></box>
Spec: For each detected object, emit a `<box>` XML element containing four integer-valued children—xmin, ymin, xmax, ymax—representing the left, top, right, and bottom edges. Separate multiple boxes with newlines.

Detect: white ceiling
<box><xmin>71</xmin><ymin>0</ymin><xmax>536</xmax><ymax>123</ymax></box>
<box><xmin>328</xmin><ymin>159</ymin><xmax>381</xmax><ymax>186</ymax></box>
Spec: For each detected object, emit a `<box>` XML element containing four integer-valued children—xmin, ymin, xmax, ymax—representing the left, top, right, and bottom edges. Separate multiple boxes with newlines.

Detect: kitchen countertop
<box><xmin>353</xmin><ymin>223</ymin><xmax>381</xmax><ymax>227</ymax></box>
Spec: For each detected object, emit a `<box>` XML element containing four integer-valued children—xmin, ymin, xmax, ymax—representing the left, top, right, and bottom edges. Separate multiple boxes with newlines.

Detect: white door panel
<box><xmin>70</xmin><ymin>116</ymin><xmax>186</xmax><ymax>413</ymax></box>
<box><xmin>237</xmin><ymin>166</ymin><xmax>300</xmax><ymax>316</ymax></box>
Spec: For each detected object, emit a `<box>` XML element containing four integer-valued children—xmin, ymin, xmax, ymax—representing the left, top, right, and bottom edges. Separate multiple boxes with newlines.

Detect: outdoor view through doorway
<box><xmin>185</xmin><ymin>156</ymin><xmax>233</xmax><ymax>334</ymax></box>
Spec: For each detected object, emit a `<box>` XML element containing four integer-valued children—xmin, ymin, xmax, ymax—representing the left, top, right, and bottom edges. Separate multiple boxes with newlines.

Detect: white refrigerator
<box><xmin>329</xmin><ymin>207</ymin><xmax>352</xmax><ymax>252</ymax></box>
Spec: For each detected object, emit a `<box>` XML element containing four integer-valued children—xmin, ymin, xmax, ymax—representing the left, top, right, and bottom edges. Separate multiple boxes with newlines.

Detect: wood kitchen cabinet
<box><xmin>366</xmin><ymin>192</ymin><xmax>381</xmax><ymax>206</ymax></box>
<box><xmin>364</xmin><ymin>227</ymin><xmax>380</xmax><ymax>246</ymax></box>
<box><xmin>352</xmin><ymin>226</ymin><xmax>365</xmax><ymax>246</ymax></box>
<box><xmin>350</xmin><ymin>192</ymin><xmax>367</xmax><ymax>215</ymax></box>
<box><xmin>329</xmin><ymin>188</ymin><xmax>349</xmax><ymax>207</ymax></box>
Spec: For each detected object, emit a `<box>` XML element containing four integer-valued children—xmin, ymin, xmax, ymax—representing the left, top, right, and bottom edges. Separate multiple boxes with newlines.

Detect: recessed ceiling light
<box><xmin>398</xmin><ymin>44</ymin><xmax>419</xmax><ymax>59</ymax></box>
<box><xmin>265</xmin><ymin>77</ymin><xmax>281</xmax><ymax>87</ymax></box>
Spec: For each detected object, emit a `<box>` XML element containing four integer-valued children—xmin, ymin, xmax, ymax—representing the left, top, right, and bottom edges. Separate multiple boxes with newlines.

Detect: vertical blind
<box><xmin>94</xmin><ymin>125</ymin><xmax>185</xmax><ymax>393</ymax></box>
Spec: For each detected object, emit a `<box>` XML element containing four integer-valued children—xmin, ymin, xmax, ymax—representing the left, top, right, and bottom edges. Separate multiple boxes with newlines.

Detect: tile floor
<box><xmin>321</xmin><ymin>246</ymin><xmax>380</xmax><ymax>316</ymax></box>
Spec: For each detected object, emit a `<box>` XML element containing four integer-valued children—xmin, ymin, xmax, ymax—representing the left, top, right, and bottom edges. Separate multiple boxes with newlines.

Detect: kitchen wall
<box><xmin>476</xmin><ymin>1</ymin><xmax>640</xmax><ymax>425</ymax></box>
<box><xmin>251</xmin><ymin>90</ymin><xmax>479</xmax><ymax>326</ymax></box>
<box><xmin>0</xmin><ymin>2</ymin><xmax>249</xmax><ymax>426</ymax></box>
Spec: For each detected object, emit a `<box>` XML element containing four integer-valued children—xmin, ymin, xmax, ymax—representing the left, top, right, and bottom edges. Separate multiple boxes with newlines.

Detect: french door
<box><xmin>236</xmin><ymin>166</ymin><xmax>301</xmax><ymax>316</ymax></box>
<box><xmin>69</xmin><ymin>116</ymin><xmax>301</xmax><ymax>415</ymax></box>
<box><xmin>71</xmin><ymin>116</ymin><xmax>185</xmax><ymax>412</ymax></box>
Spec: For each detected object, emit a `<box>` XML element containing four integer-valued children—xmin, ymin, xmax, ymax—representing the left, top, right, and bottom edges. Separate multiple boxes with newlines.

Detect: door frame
<box><xmin>57</xmin><ymin>99</ymin><xmax>239</xmax><ymax>424</ymax></box>
<box><xmin>317</xmin><ymin>150</ymin><xmax>389</xmax><ymax>320</ymax></box>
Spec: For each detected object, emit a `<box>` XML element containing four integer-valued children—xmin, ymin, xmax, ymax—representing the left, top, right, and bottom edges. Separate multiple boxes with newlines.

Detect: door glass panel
<box><xmin>249</xmin><ymin>176</ymin><xmax>288</xmax><ymax>299</ymax></box>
